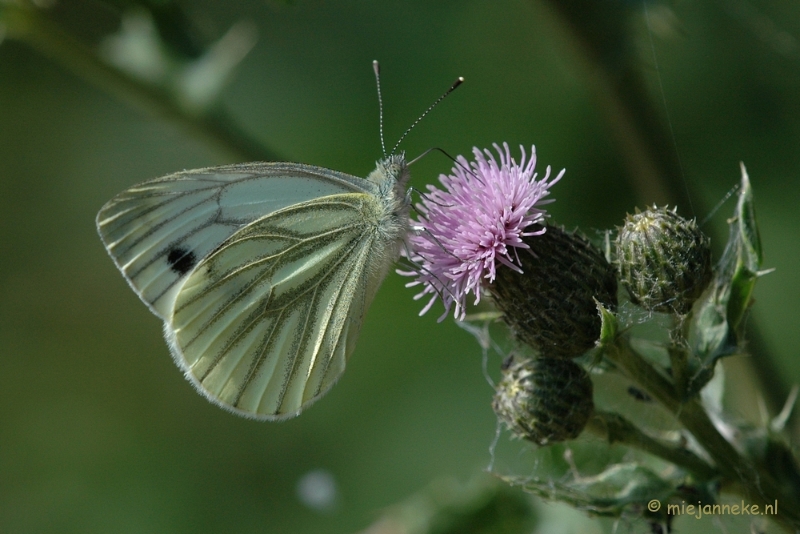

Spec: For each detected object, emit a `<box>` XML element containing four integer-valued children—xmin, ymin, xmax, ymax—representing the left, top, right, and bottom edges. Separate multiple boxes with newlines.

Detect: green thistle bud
<box><xmin>493</xmin><ymin>357</ymin><xmax>594</xmax><ymax>445</ymax></box>
<box><xmin>488</xmin><ymin>225</ymin><xmax>618</xmax><ymax>358</ymax></box>
<box><xmin>616</xmin><ymin>206</ymin><xmax>712</xmax><ymax>314</ymax></box>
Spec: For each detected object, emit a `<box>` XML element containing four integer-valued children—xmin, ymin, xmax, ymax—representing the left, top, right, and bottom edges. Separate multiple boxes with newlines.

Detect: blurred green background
<box><xmin>1</xmin><ymin>0</ymin><xmax>799</xmax><ymax>532</ymax></box>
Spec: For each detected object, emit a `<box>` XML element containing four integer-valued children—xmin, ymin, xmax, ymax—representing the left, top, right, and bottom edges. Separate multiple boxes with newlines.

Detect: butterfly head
<box><xmin>367</xmin><ymin>153</ymin><xmax>410</xmax><ymax>188</ymax></box>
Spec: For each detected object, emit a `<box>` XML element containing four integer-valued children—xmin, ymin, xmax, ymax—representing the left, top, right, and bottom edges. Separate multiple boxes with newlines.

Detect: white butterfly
<box><xmin>97</xmin><ymin>157</ymin><xmax>412</xmax><ymax>420</ymax></box>
<box><xmin>98</xmin><ymin>61</ymin><xmax>463</xmax><ymax>420</ymax></box>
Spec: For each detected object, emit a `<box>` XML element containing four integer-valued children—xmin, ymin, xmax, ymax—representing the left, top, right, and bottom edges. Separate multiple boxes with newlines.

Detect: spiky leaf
<box><xmin>690</xmin><ymin>164</ymin><xmax>763</xmax><ymax>393</ymax></box>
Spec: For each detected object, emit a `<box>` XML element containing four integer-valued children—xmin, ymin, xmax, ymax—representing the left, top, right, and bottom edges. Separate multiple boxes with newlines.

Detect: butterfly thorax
<box><xmin>365</xmin><ymin>154</ymin><xmax>412</xmax><ymax>246</ymax></box>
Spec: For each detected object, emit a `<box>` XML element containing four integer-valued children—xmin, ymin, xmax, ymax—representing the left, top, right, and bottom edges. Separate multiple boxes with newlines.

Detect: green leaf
<box><xmin>691</xmin><ymin>163</ymin><xmax>763</xmax><ymax>385</ymax></box>
<box><xmin>502</xmin><ymin>463</ymin><xmax>675</xmax><ymax>518</ymax></box>
<box><xmin>367</xmin><ymin>475</ymin><xmax>537</xmax><ymax>534</ymax></box>
<box><xmin>596</xmin><ymin>299</ymin><xmax>618</xmax><ymax>347</ymax></box>
<box><xmin>726</xmin><ymin>163</ymin><xmax>763</xmax><ymax>327</ymax></box>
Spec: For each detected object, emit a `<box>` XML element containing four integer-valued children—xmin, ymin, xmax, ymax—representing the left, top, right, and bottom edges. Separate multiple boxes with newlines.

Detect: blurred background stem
<box><xmin>2</xmin><ymin>3</ymin><xmax>280</xmax><ymax>163</ymax></box>
<box><xmin>538</xmin><ymin>0</ymin><xmax>689</xmax><ymax>208</ymax></box>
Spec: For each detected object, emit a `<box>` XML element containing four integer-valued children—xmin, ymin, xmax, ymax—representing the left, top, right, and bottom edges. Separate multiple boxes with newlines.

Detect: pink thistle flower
<box><xmin>400</xmin><ymin>142</ymin><xmax>564</xmax><ymax>320</ymax></box>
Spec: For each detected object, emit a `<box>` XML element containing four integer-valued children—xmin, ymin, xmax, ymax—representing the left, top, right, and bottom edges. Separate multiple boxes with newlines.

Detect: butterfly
<box><xmin>97</xmin><ymin>63</ymin><xmax>462</xmax><ymax>420</ymax></box>
<box><xmin>97</xmin><ymin>155</ymin><xmax>412</xmax><ymax>420</ymax></box>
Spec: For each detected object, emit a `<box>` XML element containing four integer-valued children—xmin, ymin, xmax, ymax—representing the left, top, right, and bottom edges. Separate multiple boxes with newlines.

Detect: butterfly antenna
<box><xmin>399</xmin><ymin>245</ymin><xmax>461</xmax><ymax>308</ymax></box>
<box><xmin>408</xmin><ymin>147</ymin><xmax>484</xmax><ymax>187</ymax></box>
<box><xmin>410</xmin><ymin>224</ymin><xmax>463</xmax><ymax>264</ymax></box>
<box><xmin>390</xmin><ymin>76</ymin><xmax>464</xmax><ymax>156</ymax></box>
<box><xmin>409</xmin><ymin>186</ymin><xmax>453</xmax><ymax>210</ymax></box>
<box><xmin>373</xmin><ymin>60</ymin><xmax>387</xmax><ymax>158</ymax></box>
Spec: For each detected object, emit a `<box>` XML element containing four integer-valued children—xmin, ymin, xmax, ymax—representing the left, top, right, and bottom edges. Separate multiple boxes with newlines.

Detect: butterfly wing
<box><xmin>166</xmin><ymin>193</ymin><xmax>396</xmax><ymax>419</ymax></box>
<box><xmin>96</xmin><ymin>162</ymin><xmax>376</xmax><ymax>319</ymax></box>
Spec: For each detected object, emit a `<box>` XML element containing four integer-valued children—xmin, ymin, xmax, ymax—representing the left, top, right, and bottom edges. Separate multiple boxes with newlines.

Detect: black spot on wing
<box><xmin>167</xmin><ymin>247</ymin><xmax>197</xmax><ymax>275</ymax></box>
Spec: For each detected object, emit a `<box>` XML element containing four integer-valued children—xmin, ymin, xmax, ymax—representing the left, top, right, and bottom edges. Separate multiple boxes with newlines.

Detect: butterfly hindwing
<box><xmin>96</xmin><ymin>162</ymin><xmax>377</xmax><ymax>319</ymax></box>
<box><xmin>167</xmin><ymin>193</ymin><xmax>389</xmax><ymax>419</ymax></box>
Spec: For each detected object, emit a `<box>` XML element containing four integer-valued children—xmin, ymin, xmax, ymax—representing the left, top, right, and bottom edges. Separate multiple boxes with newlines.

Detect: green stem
<box><xmin>586</xmin><ymin>410</ymin><xmax>718</xmax><ymax>480</ymax></box>
<box><xmin>667</xmin><ymin>314</ymin><xmax>691</xmax><ymax>400</ymax></box>
<box><xmin>605</xmin><ymin>336</ymin><xmax>800</xmax><ymax>530</ymax></box>
<box><xmin>2</xmin><ymin>4</ymin><xmax>281</xmax><ymax>162</ymax></box>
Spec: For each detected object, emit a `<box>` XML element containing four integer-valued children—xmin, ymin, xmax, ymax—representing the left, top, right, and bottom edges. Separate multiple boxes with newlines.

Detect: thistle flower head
<box><xmin>493</xmin><ymin>357</ymin><xmax>594</xmax><ymax>446</ymax></box>
<box><xmin>400</xmin><ymin>142</ymin><xmax>564</xmax><ymax>320</ymax></box>
<box><xmin>489</xmin><ymin>225</ymin><xmax>618</xmax><ymax>358</ymax></box>
<box><xmin>616</xmin><ymin>206</ymin><xmax>712</xmax><ymax>315</ymax></box>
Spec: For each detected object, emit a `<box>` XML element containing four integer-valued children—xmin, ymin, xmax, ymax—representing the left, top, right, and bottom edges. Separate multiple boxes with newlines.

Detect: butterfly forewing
<box><xmin>96</xmin><ymin>163</ymin><xmax>377</xmax><ymax>319</ymax></box>
<box><xmin>167</xmin><ymin>193</ymin><xmax>387</xmax><ymax>419</ymax></box>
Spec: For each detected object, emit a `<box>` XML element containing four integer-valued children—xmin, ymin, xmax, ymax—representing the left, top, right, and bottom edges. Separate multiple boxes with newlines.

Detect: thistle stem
<box><xmin>605</xmin><ymin>335</ymin><xmax>800</xmax><ymax>530</ymax></box>
<box><xmin>586</xmin><ymin>410</ymin><xmax>717</xmax><ymax>480</ymax></box>
<box><xmin>667</xmin><ymin>314</ymin><xmax>690</xmax><ymax>400</ymax></box>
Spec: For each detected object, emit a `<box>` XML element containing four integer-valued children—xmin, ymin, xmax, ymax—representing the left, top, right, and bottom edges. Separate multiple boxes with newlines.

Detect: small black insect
<box><xmin>167</xmin><ymin>247</ymin><xmax>197</xmax><ymax>276</ymax></box>
<box><xmin>627</xmin><ymin>386</ymin><xmax>652</xmax><ymax>402</ymax></box>
<box><xmin>649</xmin><ymin>518</ymin><xmax>672</xmax><ymax>534</ymax></box>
